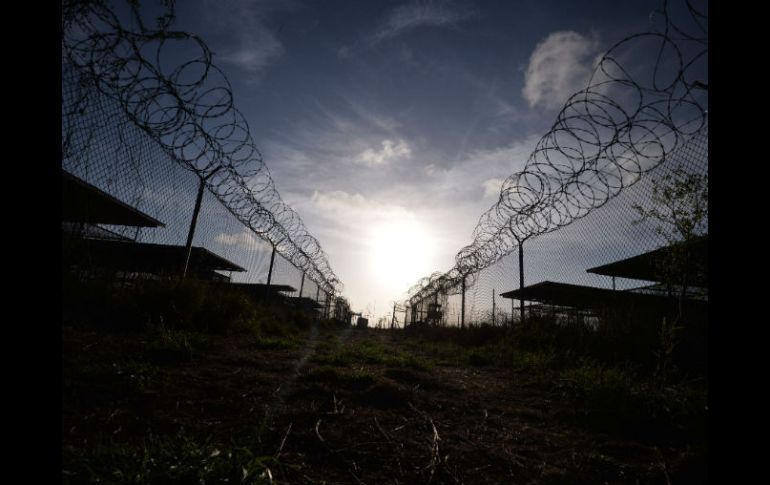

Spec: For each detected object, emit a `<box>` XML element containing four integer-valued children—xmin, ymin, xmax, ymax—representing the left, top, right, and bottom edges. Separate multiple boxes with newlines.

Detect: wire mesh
<box><xmin>401</xmin><ymin>0</ymin><xmax>708</xmax><ymax>326</ymax></box>
<box><xmin>62</xmin><ymin>1</ymin><xmax>346</xmax><ymax>316</ymax></box>
<box><xmin>62</xmin><ymin>0</ymin><xmax>342</xmax><ymax>296</ymax></box>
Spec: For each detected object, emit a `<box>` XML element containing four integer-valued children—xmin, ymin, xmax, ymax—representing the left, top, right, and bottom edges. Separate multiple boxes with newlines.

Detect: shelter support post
<box><xmin>299</xmin><ymin>272</ymin><xmax>305</xmax><ymax>298</ymax></box>
<box><xmin>182</xmin><ymin>177</ymin><xmax>207</xmax><ymax>279</ymax></box>
<box><xmin>492</xmin><ymin>288</ymin><xmax>496</xmax><ymax>326</ymax></box>
<box><xmin>266</xmin><ymin>244</ymin><xmax>277</xmax><ymax>298</ymax></box>
<box><xmin>519</xmin><ymin>241</ymin><xmax>525</xmax><ymax>324</ymax></box>
<box><xmin>461</xmin><ymin>277</ymin><xmax>466</xmax><ymax>329</ymax></box>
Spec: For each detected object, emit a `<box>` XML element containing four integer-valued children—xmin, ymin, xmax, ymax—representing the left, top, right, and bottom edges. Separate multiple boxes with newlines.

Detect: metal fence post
<box><xmin>519</xmin><ymin>241</ymin><xmax>525</xmax><ymax>324</ymax></box>
<box><xmin>492</xmin><ymin>287</ymin><xmax>496</xmax><ymax>326</ymax></box>
<box><xmin>299</xmin><ymin>271</ymin><xmax>305</xmax><ymax>298</ymax></box>
<box><xmin>460</xmin><ymin>277</ymin><xmax>466</xmax><ymax>329</ymax></box>
<box><xmin>266</xmin><ymin>244</ymin><xmax>277</xmax><ymax>298</ymax></box>
<box><xmin>182</xmin><ymin>177</ymin><xmax>207</xmax><ymax>279</ymax></box>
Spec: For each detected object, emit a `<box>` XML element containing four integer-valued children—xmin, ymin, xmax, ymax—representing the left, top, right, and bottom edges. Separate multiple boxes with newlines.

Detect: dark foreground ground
<box><xmin>63</xmin><ymin>323</ymin><xmax>707</xmax><ymax>484</ymax></box>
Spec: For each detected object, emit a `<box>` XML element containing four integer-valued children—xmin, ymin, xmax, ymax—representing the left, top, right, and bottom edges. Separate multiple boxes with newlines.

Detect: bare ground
<box><xmin>62</xmin><ymin>324</ymin><xmax>706</xmax><ymax>484</ymax></box>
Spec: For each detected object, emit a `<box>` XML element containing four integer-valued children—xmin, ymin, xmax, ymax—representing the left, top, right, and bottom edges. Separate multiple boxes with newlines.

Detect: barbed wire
<box><xmin>403</xmin><ymin>0</ymin><xmax>707</xmax><ymax>308</ymax></box>
<box><xmin>61</xmin><ymin>0</ymin><xmax>342</xmax><ymax>295</ymax></box>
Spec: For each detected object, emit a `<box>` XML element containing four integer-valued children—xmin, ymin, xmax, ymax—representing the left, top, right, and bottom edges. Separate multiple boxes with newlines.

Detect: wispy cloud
<box><xmin>370</xmin><ymin>0</ymin><xmax>473</xmax><ymax>44</ymax></box>
<box><xmin>218</xmin><ymin>29</ymin><xmax>284</xmax><ymax>74</ymax></box>
<box><xmin>522</xmin><ymin>31</ymin><xmax>602</xmax><ymax>111</ymax></box>
<box><xmin>202</xmin><ymin>0</ymin><xmax>297</xmax><ymax>77</ymax></box>
<box><xmin>425</xmin><ymin>134</ymin><xmax>541</xmax><ymax>204</ymax></box>
<box><xmin>357</xmin><ymin>139</ymin><xmax>412</xmax><ymax>167</ymax></box>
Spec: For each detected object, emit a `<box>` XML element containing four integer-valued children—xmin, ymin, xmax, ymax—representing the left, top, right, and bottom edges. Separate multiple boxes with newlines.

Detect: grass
<box><xmin>144</xmin><ymin>323</ymin><xmax>211</xmax><ymax>364</ymax></box>
<box><xmin>62</xmin><ymin>430</ymin><xmax>293</xmax><ymax>484</ymax></box>
<box><xmin>313</xmin><ymin>338</ymin><xmax>430</xmax><ymax>370</ymax></box>
<box><xmin>249</xmin><ymin>335</ymin><xmax>302</xmax><ymax>350</ymax></box>
<box><xmin>63</xmin><ymin>276</ymin><xmax>706</xmax><ymax>482</ymax></box>
<box><xmin>551</xmin><ymin>357</ymin><xmax>707</xmax><ymax>443</ymax></box>
<box><xmin>64</xmin><ymin>358</ymin><xmax>163</xmax><ymax>402</ymax></box>
<box><xmin>406</xmin><ymin>320</ymin><xmax>707</xmax><ymax>444</ymax></box>
<box><xmin>303</xmin><ymin>365</ymin><xmax>379</xmax><ymax>391</ymax></box>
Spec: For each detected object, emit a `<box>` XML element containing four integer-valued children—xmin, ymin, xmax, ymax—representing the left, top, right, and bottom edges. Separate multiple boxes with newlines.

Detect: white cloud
<box><xmin>357</xmin><ymin>139</ymin><xmax>412</xmax><ymax>166</ymax></box>
<box><xmin>522</xmin><ymin>31</ymin><xmax>601</xmax><ymax>111</ymax></box>
<box><xmin>370</xmin><ymin>0</ymin><xmax>474</xmax><ymax>44</ymax></box>
<box><xmin>310</xmin><ymin>191</ymin><xmax>411</xmax><ymax>223</ymax></box>
<box><xmin>482</xmin><ymin>178</ymin><xmax>505</xmax><ymax>198</ymax></box>
<box><xmin>427</xmin><ymin>134</ymin><xmax>541</xmax><ymax>204</ymax></box>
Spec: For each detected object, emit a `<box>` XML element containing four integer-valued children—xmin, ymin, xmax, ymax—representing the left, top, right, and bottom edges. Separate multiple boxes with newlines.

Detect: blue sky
<box><xmin>125</xmin><ymin>0</ymin><xmax>705</xmax><ymax>314</ymax></box>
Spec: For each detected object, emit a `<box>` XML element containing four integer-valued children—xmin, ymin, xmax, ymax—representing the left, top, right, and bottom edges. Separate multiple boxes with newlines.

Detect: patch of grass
<box><xmin>144</xmin><ymin>323</ymin><xmax>211</xmax><ymax>364</ymax></box>
<box><xmin>111</xmin><ymin>360</ymin><xmax>162</xmax><ymax>394</ymax></box>
<box><xmin>465</xmin><ymin>347</ymin><xmax>497</xmax><ymax>367</ymax></box>
<box><xmin>416</xmin><ymin>340</ymin><xmax>500</xmax><ymax>367</ymax></box>
<box><xmin>558</xmin><ymin>359</ymin><xmax>636</xmax><ymax>404</ymax></box>
<box><xmin>65</xmin><ymin>278</ymin><xmax>318</xmax><ymax>339</ymax></box>
<box><xmin>506</xmin><ymin>348</ymin><xmax>557</xmax><ymax>373</ymax></box>
<box><xmin>303</xmin><ymin>365</ymin><xmax>379</xmax><ymax>391</ymax></box>
<box><xmin>313</xmin><ymin>339</ymin><xmax>430</xmax><ymax>370</ymax></box>
<box><xmin>555</xmin><ymin>359</ymin><xmax>706</xmax><ymax>442</ymax></box>
<box><xmin>64</xmin><ymin>356</ymin><xmax>165</xmax><ymax>404</ymax></box>
<box><xmin>62</xmin><ymin>431</ymin><xmax>292</xmax><ymax>484</ymax></box>
<box><xmin>249</xmin><ymin>335</ymin><xmax>301</xmax><ymax>350</ymax></box>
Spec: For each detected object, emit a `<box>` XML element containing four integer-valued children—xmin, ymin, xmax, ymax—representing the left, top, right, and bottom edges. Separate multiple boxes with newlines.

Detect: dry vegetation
<box><xmin>62</xmin><ymin>281</ymin><xmax>707</xmax><ymax>484</ymax></box>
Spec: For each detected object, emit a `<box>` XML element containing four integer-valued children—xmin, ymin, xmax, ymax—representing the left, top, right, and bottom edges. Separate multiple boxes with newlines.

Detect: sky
<box><xmin>126</xmin><ymin>0</ymin><xmax>703</xmax><ymax>315</ymax></box>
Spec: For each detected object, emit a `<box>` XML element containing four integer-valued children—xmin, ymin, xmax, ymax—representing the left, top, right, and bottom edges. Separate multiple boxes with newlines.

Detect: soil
<box><xmin>62</xmin><ymin>324</ymin><xmax>707</xmax><ymax>484</ymax></box>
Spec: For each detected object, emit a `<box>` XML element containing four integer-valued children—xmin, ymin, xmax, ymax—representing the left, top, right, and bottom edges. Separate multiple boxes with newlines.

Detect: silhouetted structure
<box><xmin>218</xmin><ymin>282</ymin><xmax>296</xmax><ymax>301</ymax></box>
<box><xmin>500</xmin><ymin>235</ymin><xmax>708</xmax><ymax>326</ymax></box>
<box><xmin>587</xmin><ymin>235</ymin><xmax>708</xmax><ymax>288</ymax></box>
<box><xmin>62</xmin><ymin>169</ymin><xmax>164</xmax><ymax>229</ymax></box>
<box><xmin>65</xmin><ymin>239</ymin><xmax>246</xmax><ymax>282</ymax></box>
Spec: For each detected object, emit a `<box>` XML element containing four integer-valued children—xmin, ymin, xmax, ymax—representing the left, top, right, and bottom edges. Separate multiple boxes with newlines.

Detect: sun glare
<box><xmin>369</xmin><ymin>220</ymin><xmax>435</xmax><ymax>292</ymax></box>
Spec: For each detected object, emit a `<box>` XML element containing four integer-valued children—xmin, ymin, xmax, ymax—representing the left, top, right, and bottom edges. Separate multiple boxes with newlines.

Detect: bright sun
<box><xmin>368</xmin><ymin>220</ymin><xmax>435</xmax><ymax>292</ymax></box>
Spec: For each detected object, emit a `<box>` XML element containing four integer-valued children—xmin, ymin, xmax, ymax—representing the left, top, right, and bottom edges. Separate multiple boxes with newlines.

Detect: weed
<box><xmin>250</xmin><ymin>335</ymin><xmax>301</xmax><ymax>350</ymax></box>
<box><xmin>144</xmin><ymin>321</ymin><xmax>211</xmax><ymax>363</ymax></box>
<box><xmin>62</xmin><ymin>430</ymin><xmax>293</xmax><ymax>484</ymax></box>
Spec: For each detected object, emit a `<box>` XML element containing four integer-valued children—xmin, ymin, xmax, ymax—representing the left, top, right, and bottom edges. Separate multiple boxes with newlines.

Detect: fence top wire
<box><xmin>403</xmin><ymin>0</ymin><xmax>707</xmax><ymax>307</ymax></box>
<box><xmin>62</xmin><ymin>0</ymin><xmax>342</xmax><ymax>295</ymax></box>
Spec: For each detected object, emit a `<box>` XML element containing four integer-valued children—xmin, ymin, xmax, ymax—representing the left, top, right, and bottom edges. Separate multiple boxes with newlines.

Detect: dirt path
<box><xmin>63</xmin><ymin>325</ymin><xmax>705</xmax><ymax>484</ymax></box>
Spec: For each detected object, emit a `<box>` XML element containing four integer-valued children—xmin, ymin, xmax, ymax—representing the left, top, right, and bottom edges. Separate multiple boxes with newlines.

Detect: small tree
<box><xmin>633</xmin><ymin>164</ymin><xmax>708</xmax><ymax>311</ymax></box>
<box><xmin>633</xmin><ymin>164</ymin><xmax>708</xmax><ymax>386</ymax></box>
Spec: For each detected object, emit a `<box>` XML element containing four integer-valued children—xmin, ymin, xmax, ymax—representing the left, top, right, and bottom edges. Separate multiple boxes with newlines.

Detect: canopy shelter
<box><xmin>292</xmin><ymin>296</ymin><xmax>324</xmax><ymax>311</ymax></box>
<box><xmin>62</xmin><ymin>169</ymin><xmax>164</xmax><ymax>227</ymax></box>
<box><xmin>62</xmin><ymin>221</ymin><xmax>132</xmax><ymax>241</ymax></box>
<box><xmin>500</xmin><ymin>280</ymin><xmax>708</xmax><ymax>326</ymax></box>
<box><xmin>65</xmin><ymin>238</ymin><xmax>245</xmax><ymax>280</ymax></box>
<box><xmin>221</xmin><ymin>282</ymin><xmax>297</xmax><ymax>299</ymax></box>
<box><xmin>626</xmin><ymin>282</ymin><xmax>708</xmax><ymax>301</ymax></box>
<box><xmin>586</xmin><ymin>235</ymin><xmax>708</xmax><ymax>287</ymax></box>
<box><xmin>500</xmin><ymin>281</ymin><xmax>685</xmax><ymax>311</ymax></box>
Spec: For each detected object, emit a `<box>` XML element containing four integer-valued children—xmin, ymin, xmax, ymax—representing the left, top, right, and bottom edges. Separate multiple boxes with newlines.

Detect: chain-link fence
<box><xmin>401</xmin><ymin>0</ymin><xmax>708</xmax><ymax>329</ymax></box>
<box><xmin>62</xmin><ymin>1</ymin><xmax>345</xmax><ymax>320</ymax></box>
<box><xmin>403</xmin><ymin>127</ymin><xmax>707</xmax><ymax>327</ymax></box>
